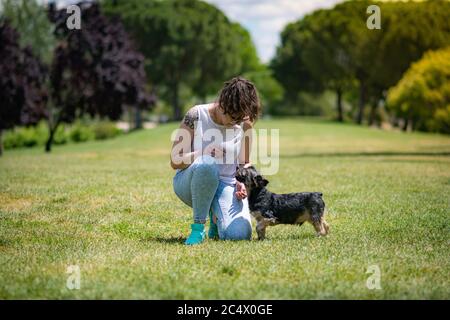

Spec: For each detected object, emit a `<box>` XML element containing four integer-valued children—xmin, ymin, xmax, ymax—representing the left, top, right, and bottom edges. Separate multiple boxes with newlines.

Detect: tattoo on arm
<box><xmin>183</xmin><ymin>107</ymin><xmax>198</xmax><ymax>129</ymax></box>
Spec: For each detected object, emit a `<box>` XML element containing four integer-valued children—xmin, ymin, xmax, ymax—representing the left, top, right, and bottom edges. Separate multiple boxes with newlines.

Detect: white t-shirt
<box><xmin>192</xmin><ymin>103</ymin><xmax>244</xmax><ymax>184</ymax></box>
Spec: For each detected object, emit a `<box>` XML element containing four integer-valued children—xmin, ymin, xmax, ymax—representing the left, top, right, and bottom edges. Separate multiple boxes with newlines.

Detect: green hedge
<box><xmin>3</xmin><ymin>121</ymin><xmax>123</xmax><ymax>150</ymax></box>
<box><xmin>92</xmin><ymin>122</ymin><xmax>123</xmax><ymax>140</ymax></box>
<box><xmin>69</xmin><ymin>123</ymin><xmax>95</xmax><ymax>143</ymax></box>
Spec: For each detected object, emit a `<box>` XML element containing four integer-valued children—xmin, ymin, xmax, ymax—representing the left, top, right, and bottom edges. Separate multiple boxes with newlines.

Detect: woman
<box><xmin>170</xmin><ymin>77</ymin><xmax>260</xmax><ymax>245</ymax></box>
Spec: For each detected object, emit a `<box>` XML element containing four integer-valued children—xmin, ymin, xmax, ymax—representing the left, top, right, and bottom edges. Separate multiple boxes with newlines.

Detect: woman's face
<box><xmin>223</xmin><ymin>112</ymin><xmax>250</xmax><ymax>126</ymax></box>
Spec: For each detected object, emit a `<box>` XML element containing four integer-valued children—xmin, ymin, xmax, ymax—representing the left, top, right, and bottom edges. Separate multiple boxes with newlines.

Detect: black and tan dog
<box><xmin>235</xmin><ymin>165</ymin><xmax>329</xmax><ymax>240</ymax></box>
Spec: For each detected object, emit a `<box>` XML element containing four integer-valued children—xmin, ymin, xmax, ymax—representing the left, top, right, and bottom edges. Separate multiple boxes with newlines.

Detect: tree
<box><xmin>189</xmin><ymin>20</ymin><xmax>246</xmax><ymax>102</ymax></box>
<box><xmin>45</xmin><ymin>2</ymin><xmax>155</xmax><ymax>152</ymax></box>
<box><xmin>302</xmin><ymin>8</ymin><xmax>358</xmax><ymax>122</ymax></box>
<box><xmin>244</xmin><ymin>67</ymin><xmax>284</xmax><ymax>115</ymax></box>
<box><xmin>271</xmin><ymin>9</ymin><xmax>354</xmax><ymax>122</ymax></box>
<box><xmin>387</xmin><ymin>47</ymin><xmax>450</xmax><ymax>133</ymax></box>
<box><xmin>103</xmin><ymin>0</ymin><xmax>243</xmax><ymax>120</ymax></box>
<box><xmin>232</xmin><ymin>23</ymin><xmax>262</xmax><ymax>75</ymax></box>
<box><xmin>271</xmin><ymin>20</ymin><xmax>321</xmax><ymax>104</ymax></box>
<box><xmin>0</xmin><ymin>0</ymin><xmax>56</xmax><ymax>63</ymax></box>
<box><xmin>0</xmin><ymin>20</ymin><xmax>48</xmax><ymax>156</ymax></box>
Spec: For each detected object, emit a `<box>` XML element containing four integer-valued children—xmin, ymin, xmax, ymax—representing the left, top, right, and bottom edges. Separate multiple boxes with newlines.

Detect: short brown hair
<box><xmin>217</xmin><ymin>76</ymin><xmax>261</xmax><ymax>123</ymax></box>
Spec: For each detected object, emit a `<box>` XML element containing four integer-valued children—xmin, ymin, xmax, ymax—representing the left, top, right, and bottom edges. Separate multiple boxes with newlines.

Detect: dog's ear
<box><xmin>261</xmin><ymin>178</ymin><xmax>269</xmax><ymax>187</ymax></box>
<box><xmin>254</xmin><ymin>175</ymin><xmax>269</xmax><ymax>187</ymax></box>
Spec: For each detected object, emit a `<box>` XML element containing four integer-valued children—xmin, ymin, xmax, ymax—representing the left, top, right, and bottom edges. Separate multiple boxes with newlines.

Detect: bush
<box><xmin>3</xmin><ymin>121</ymin><xmax>123</xmax><ymax>150</ymax></box>
<box><xmin>92</xmin><ymin>122</ymin><xmax>122</xmax><ymax>140</ymax></box>
<box><xmin>3</xmin><ymin>130</ymin><xmax>24</xmax><ymax>149</ymax></box>
<box><xmin>69</xmin><ymin>123</ymin><xmax>95</xmax><ymax>143</ymax></box>
<box><xmin>20</xmin><ymin>127</ymin><xmax>39</xmax><ymax>147</ymax></box>
<box><xmin>53</xmin><ymin>125</ymin><xmax>69</xmax><ymax>145</ymax></box>
<box><xmin>3</xmin><ymin>124</ymin><xmax>47</xmax><ymax>149</ymax></box>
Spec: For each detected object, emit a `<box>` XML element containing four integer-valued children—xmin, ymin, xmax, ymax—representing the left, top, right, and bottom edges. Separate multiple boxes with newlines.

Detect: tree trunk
<box><xmin>392</xmin><ymin>117</ymin><xmax>399</xmax><ymax>128</ymax></box>
<box><xmin>45</xmin><ymin>123</ymin><xmax>58</xmax><ymax>153</ymax></box>
<box><xmin>134</xmin><ymin>107</ymin><xmax>143</xmax><ymax>130</ymax></box>
<box><xmin>127</xmin><ymin>105</ymin><xmax>133</xmax><ymax>131</ymax></box>
<box><xmin>411</xmin><ymin>117</ymin><xmax>418</xmax><ymax>131</ymax></box>
<box><xmin>402</xmin><ymin>117</ymin><xmax>409</xmax><ymax>131</ymax></box>
<box><xmin>172</xmin><ymin>82</ymin><xmax>182</xmax><ymax>121</ymax></box>
<box><xmin>0</xmin><ymin>129</ymin><xmax>3</xmax><ymax>157</ymax></box>
<box><xmin>356</xmin><ymin>80</ymin><xmax>366</xmax><ymax>125</ymax></box>
<box><xmin>336</xmin><ymin>89</ymin><xmax>343</xmax><ymax>122</ymax></box>
<box><xmin>369</xmin><ymin>101</ymin><xmax>378</xmax><ymax>126</ymax></box>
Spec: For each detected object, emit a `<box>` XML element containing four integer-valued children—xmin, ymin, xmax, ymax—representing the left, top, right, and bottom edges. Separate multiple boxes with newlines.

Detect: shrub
<box><xmin>3</xmin><ymin>130</ymin><xmax>24</xmax><ymax>149</ymax></box>
<box><xmin>20</xmin><ymin>127</ymin><xmax>39</xmax><ymax>147</ymax></box>
<box><xmin>3</xmin><ymin>121</ymin><xmax>122</xmax><ymax>150</ymax></box>
<box><xmin>3</xmin><ymin>124</ymin><xmax>47</xmax><ymax>149</ymax></box>
<box><xmin>92</xmin><ymin>122</ymin><xmax>123</xmax><ymax>140</ymax></box>
<box><xmin>69</xmin><ymin>123</ymin><xmax>95</xmax><ymax>143</ymax></box>
<box><xmin>53</xmin><ymin>125</ymin><xmax>69</xmax><ymax>145</ymax></box>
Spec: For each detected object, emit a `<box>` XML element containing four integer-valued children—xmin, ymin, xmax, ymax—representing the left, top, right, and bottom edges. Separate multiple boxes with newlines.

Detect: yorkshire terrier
<box><xmin>235</xmin><ymin>165</ymin><xmax>329</xmax><ymax>240</ymax></box>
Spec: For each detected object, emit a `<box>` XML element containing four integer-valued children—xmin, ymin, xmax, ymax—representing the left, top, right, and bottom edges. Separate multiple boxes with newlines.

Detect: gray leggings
<box><xmin>173</xmin><ymin>155</ymin><xmax>252</xmax><ymax>240</ymax></box>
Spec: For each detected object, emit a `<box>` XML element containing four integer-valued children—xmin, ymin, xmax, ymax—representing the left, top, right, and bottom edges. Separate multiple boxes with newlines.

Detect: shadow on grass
<box><xmin>267</xmin><ymin>233</ymin><xmax>316</xmax><ymax>241</ymax></box>
<box><xmin>144</xmin><ymin>235</ymin><xmax>185</xmax><ymax>244</ymax></box>
<box><xmin>281</xmin><ymin>151</ymin><xmax>450</xmax><ymax>158</ymax></box>
<box><xmin>376</xmin><ymin>158</ymin><xmax>450</xmax><ymax>164</ymax></box>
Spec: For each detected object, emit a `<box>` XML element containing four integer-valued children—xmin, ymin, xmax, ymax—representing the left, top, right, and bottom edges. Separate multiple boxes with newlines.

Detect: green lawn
<box><xmin>0</xmin><ymin>118</ymin><xmax>449</xmax><ymax>299</ymax></box>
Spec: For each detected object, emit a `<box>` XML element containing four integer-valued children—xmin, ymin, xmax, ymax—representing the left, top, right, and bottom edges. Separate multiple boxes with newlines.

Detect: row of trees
<box><xmin>271</xmin><ymin>0</ymin><xmax>450</xmax><ymax>132</ymax></box>
<box><xmin>0</xmin><ymin>1</ymin><xmax>156</xmax><ymax>154</ymax></box>
<box><xmin>2</xmin><ymin>0</ymin><xmax>449</xmax><ymax>152</ymax></box>
<box><xmin>1</xmin><ymin>0</ymin><xmax>283</xmax><ymax>156</ymax></box>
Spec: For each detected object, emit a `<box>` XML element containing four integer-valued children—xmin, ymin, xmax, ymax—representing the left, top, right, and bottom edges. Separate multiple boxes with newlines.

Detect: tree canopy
<box><xmin>0</xmin><ymin>19</ymin><xmax>47</xmax><ymax>155</ymax></box>
<box><xmin>271</xmin><ymin>0</ymin><xmax>450</xmax><ymax>127</ymax></box>
<box><xmin>0</xmin><ymin>0</ymin><xmax>56</xmax><ymax>63</ymax></box>
<box><xmin>103</xmin><ymin>0</ymin><xmax>252</xmax><ymax>120</ymax></box>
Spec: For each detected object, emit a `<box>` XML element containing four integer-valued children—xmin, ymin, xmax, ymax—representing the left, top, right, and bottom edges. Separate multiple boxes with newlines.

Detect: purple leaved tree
<box><xmin>0</xmin><ymin>20</ymin><xmax>48</xmax><ymax>156</ymax></box>
<box><xmin>45</xmin><ymin>2</ymin><xmax>156</xmax><ymax>152</ymax></box>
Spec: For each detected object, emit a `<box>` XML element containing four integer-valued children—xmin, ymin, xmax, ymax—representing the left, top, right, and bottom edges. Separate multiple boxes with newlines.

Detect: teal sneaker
<box><xmin>185</xmin><ymin>223</ymin><xmax>206</xmax><ymax>245</ymax></box>
<box><xmin>208</xmin><ymin>209</ymin><xmax>219</xmax><ymax>239</ymax></box>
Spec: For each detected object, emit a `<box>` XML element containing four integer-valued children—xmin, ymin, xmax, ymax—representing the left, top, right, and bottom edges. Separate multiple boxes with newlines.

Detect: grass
<box><xmin>0</xmin><ymin>118</ymin><xmax>449</xmax><ymax>299</ymax></box>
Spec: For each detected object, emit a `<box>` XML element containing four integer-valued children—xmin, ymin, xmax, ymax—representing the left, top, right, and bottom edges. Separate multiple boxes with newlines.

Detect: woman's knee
<box><xmin>221</xmin><ymin>217</ymin><xmax>252</xmax><ymax>241</ymax></box>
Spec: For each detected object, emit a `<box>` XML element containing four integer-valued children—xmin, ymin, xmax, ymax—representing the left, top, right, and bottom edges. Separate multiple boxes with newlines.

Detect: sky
<box><xmin>204</xmin><ymin>0</ymin><xmax>343</xmax><ymax>63</ymax></box>
<box><xmin>50</xmin><ymin>0</ymin><xmax>344</xmax><ymax>63</ymax></box>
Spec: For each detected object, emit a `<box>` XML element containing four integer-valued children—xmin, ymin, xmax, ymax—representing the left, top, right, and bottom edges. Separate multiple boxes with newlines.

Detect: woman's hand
<box><xmin>235</xmin><ymin>181</ymin><xmax>247</xmax><ymax>200</ymax></box>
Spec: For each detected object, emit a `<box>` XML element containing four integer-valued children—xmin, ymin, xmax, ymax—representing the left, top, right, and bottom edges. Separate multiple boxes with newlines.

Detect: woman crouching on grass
<box><xmin>170</xmin><ymin>77</ymin><xmax>260</xmax><ymax>245</ymax></box>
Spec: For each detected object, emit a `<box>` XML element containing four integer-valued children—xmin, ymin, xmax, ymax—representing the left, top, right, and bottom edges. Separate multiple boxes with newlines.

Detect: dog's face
<box><xmin>235</xmin><ymin>165</ymin><xmax>269</xmax><ymax>190</ymax></box>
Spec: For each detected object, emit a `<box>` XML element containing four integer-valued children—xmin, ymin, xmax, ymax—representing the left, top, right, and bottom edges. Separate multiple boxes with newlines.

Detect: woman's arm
<box><xmin>170</xmin><ymin>107</ymin><xmax>200</xmax><ymax>170</ymax></box>
<box><xmin>238</xmin><ymin>120</ymin><xmax>253</xmax><ymax>166</ymax></box>
<box><xmin>235</xmin><ymin>120</ymin><xmax>253</xmax><ymax>200</ymax></box>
